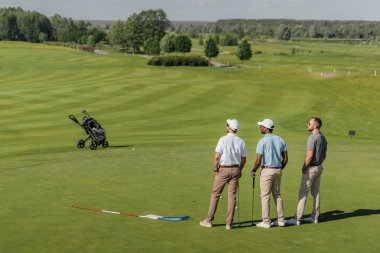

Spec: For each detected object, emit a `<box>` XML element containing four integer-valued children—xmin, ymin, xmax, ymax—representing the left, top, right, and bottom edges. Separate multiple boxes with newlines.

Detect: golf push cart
<box><xmin>69</xmin><ymin>110</ymin><xmax>109</xmax><ymax>150</ymax></box>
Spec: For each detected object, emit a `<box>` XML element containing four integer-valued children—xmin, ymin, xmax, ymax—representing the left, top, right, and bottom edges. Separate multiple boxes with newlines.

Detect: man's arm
<box><xmin>281</xmin><ymin>151</ymin><xmax>288</xmax><ymax>170</ymax></box>
<box><xmin>302</xmin><ymin>150</ymin><xmax>314</xmax><ymax>173</ymax></box>
<box><xmin>214</xmin><ymin>152</ymin><xmax>221</xmax><ymax>174</ymax></box>
<box><xmin>240</xmin><ymin>157</ymin><xmax>246</xmax><ymax>171</ymax></box>
<box><xmin>252</xmin><ymin>154</ymin><xmax>262</xmax><ymax>173</ymax></box>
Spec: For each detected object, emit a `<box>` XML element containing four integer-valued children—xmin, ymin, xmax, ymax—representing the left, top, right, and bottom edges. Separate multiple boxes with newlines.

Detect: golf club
<box><xmin>251</xmin><ymin>171</ymin><xmax>256</xmax><ymax>226</ymax></box>
<box><xmin>236</xmin><ymin>182</ymin><xmax>241</xmax><ymax>227</ymax></box>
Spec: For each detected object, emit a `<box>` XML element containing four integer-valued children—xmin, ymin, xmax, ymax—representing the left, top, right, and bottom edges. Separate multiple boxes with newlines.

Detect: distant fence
<box><xmin>79</xmin><ymin>45</ymin><xmax>95</xmax><ymax>53</ymax></box>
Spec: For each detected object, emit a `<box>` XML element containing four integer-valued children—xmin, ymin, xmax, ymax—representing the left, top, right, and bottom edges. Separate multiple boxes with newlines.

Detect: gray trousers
<box><xmin>296</xmin><ymin>165</ymin><xmax>323</xmax><ymax>221</ymax></box>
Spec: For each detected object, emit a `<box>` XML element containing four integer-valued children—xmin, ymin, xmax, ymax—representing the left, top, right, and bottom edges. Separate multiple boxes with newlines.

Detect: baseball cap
<box><xmin>226</xmin><ymin>119</ymin><xmax>239</xmax><ymax>131</ymax></box>
<box><xmin>258</xmin><ymin>119</ymin><xmax>275</xmax><ymax>129</ymax></box>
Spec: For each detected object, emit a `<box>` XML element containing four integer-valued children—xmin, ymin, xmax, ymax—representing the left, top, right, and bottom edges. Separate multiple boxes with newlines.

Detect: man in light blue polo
<box><xmin>251</xmin><ymin>119</ymin><xmax>288</xmax><ymax>228</ymax></box>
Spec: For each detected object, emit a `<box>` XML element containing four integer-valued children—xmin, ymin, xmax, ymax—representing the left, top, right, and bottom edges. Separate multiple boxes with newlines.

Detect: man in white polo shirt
<box><xmin>200</xmin><ymin>119</ymin><xmax>247</xmax><ymax>230</ymax></box>
<box><xmin>252</xmin><ymin>119</ymin><xmax>288</xmax><ymax>228</ymax></box>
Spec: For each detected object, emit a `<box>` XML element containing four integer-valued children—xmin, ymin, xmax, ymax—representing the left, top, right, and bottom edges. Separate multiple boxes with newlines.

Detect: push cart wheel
<box><xmin>77</xmin><ymin>139</ymin><xmax>85</xmax><ymax>148</ymax></box>
<box><xmin>90</xmin><ymin>141</ymin><xmax>98</xmax><ymax>150</ymax></box>
<box><xmin>102</xmin><ymin>141</ymin><xmax>109</xmax><ymax>148</ymax></box>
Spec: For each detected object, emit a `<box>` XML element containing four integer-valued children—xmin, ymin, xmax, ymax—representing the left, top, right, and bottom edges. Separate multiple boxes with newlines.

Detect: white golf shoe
<box><xmin>255</xmin><ymin>221</ymin><xmax>271</xmax><ymax>228</ymax></box>
<box><xmin>199</xmin><ymin>220</ymin><xmax>212</xmax><ymax>228</ymax></box>
<box><xmin>271</xmin><ymin>220</ymin><xmax>286</xmax><ymax>227</ymax></box>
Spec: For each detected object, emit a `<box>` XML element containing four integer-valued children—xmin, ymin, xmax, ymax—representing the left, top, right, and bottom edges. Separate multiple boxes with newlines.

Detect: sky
<box><xmin>1</xmin><ymin>0</ymin><xmax>380</xmax><ymax>21</ymax></box>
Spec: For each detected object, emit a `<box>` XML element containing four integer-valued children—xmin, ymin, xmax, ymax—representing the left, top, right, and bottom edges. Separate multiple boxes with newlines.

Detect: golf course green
<box><xmin>1</xmin><ymin>41</ymin><xmax>379</xmax><ymax>253</ymax></box>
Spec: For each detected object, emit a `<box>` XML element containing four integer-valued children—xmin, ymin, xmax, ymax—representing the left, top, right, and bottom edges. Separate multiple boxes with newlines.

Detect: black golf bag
<box><xmin>69</xmin><ymin>110</ymin><xmax>109</xmax><ymax>150</ymax></box>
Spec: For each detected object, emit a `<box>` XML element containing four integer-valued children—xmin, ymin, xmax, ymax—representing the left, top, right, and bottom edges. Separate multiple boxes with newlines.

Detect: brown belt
<box><xmin>220</xmin><ymin>164</ymin><xmax>239</xmax><ymax>168</ymax></box>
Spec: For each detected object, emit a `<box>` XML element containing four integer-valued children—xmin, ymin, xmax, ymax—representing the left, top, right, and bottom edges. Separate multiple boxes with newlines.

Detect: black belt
<box><xmin>220</xmin><ymin>164</ymin><xmax>239</xmax><ymax>168</ymax></box>
<box><xmin>262</xmin><ymin>166</ymin><xmax>281</xmax><ymax>169</ymax></box>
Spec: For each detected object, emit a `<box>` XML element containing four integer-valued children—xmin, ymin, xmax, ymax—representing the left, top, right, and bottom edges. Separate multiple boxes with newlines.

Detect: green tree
<box><xmin>236</xmin><ymin>39</ymin><xmax>252</xmax><ymax>68</ymax></box>
<box><xmin>125</xmin><ymin>9</ymin><xmax>171</xmax><ymax>54</ymax></box>
<box><xmin>160</xmin><ymin>34</ymin><xmax>175</xmax><ymax>53</ymax></box>
<box><xmin>86</xmin><ymin>26</ymin><xmax>106</xmax><ymax>44</ymax></box>
<box><xmin>125</xmin><ymin>13</ymin><xmax>143</xmax><ymax>54</ymax></box>
<box><xmin>17</xmin><ymin>12</ymin><xmax>40</xmax><ymax>42</ymax></box>
<box><xmin>139</xmin><ymin>9</ymin><xmax>171</xmax><ymax>41</ymax></box>
<box><xmin>173</xmin><ymin>35</ymin><xmax>192</xmax><ymax>53</ymax></box>
<box><xmin>204</xmin><ymin>38</ymin><xmax>219</xmax><ymax>66</ymax></box>
<box><xmin>275</xmin><ymin>24</ymin><xmax>291</xmax><ymax>40</ymax></box>
<box><xmin>38</xmin><ymin>32</ymin><xmax>48</xmax><ymax>42</ymax></box>
<box><xmin>0</xmin><ymin>7</ymin><xmax>51</xmax><ymax>42</ymax></box>
<box><xmin>144</xmin><ymin>38</ymin><xmax>161</xmax><ymax>55</ymax></box>
<box><xmin>0</xmin><ymin>11</ymin><xmax>19</xmax><ymax>40</ymax></box>
<box><xmin>108</xmin><ymin>20</ymin><xmax>128</xmax><ymax>50</ymax></box>
<box><xmin>214</xmin><ymin>34</ymin><xmax>220</xmax><ymax>44</ymax></box>
<box><xmin>198</xmin><ymin>35</ymin><xmax>204</xmax><ymax>46</ymax></box>
<box><xmin>86</xmin><ymin>35</ymin><xmax>96</xmax><ymax>47</ymax></box>
<box><xmin>75</xmin><ymin>20</ymin><xmax>88</xmax><ymax>43</ymax></box>
<box><xmin>50</xmin><ymin>15</ymin><xmax>78</xmax><ymax>42</ymax></box>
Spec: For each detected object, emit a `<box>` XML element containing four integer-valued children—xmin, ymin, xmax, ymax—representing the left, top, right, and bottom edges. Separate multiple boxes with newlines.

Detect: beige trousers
<box><xmin>260</xmin><ymin>168</ymin><xmax>284</xmax><ymax>224</ymax></box>
<box><xmin>296</xmin><ymin>165</ymin><xmax>323</xmax><ymax>221</ymax></box>
<box><xmin>206</xmin><ymin>167</ymin><xmax>241</xmax><ymax>226</ymax></box>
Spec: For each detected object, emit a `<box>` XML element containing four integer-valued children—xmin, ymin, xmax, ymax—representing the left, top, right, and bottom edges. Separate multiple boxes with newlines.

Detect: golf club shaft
<box><xmin>237</xmin><ymin>183</ymin><xmax>240</xmax><ymax>225</ymax></box>
<box><xmin>251</xmin><ymin>176</ymin><xmax>255</xmax><ymax>225</ymax></box>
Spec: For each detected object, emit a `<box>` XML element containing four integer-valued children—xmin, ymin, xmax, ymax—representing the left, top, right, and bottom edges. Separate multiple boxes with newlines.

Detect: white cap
<box><xmin>258</xmin><ymin>119</ymin><xmax>275</xmax><ymax>129</ymax></box>
<box><xmin>227</xmin><ymin>119</ymin><xmax>239</xmax><ymax>131</ymax></box>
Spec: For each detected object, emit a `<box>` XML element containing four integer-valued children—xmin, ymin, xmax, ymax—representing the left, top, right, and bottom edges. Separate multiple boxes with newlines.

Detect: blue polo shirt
<box><xmin>256</xmin><ymin>134</ymin><xmax>287</xmax><ymax>168</ymax></box>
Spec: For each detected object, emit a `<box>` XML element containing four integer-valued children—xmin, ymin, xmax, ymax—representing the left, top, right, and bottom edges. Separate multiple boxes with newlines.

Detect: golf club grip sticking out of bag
<box><xmin>69</xmin><ymin>115</ymin><xmax>80</xmax><ymax>125</ymax></box>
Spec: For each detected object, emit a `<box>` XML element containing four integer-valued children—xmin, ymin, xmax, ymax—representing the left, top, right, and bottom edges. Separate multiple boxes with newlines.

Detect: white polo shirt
<box><xmin>215</xmin><ymin>133</ymin><xmax>247</xmax><ymax>166</ymax></box>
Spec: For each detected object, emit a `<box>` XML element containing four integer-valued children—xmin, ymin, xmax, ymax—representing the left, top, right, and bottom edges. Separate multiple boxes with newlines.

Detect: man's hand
<box><xmin>303</xmin><ymin>151</ymin><xmax>313</xmax><ymax>174</ymax></box>
<box><xmin>251</xmin><ymin>170</ymin><xmax>256</xmax><ymax>178</ymax></box>
<box><xmin>214</xmin><ymin>152</ymin><xmax>221</xmax><ymax>175</ymax></box>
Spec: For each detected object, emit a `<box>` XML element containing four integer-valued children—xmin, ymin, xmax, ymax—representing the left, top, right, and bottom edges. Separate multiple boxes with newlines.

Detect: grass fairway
<box><xmin>1</xmin><ymin>41</ymin><xmax>380</xmax><ymax>253</ymax></box>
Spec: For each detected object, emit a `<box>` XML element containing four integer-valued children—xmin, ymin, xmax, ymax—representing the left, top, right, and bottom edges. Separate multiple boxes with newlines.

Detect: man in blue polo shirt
<box><xmin>251</xmin><ymin>119</ymin><xmax>288</xmax><ymax>228</ymax></box>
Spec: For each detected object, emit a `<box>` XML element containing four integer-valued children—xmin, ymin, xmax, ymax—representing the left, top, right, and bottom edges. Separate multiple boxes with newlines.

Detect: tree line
<box><xmin>175</xmin><ymin>19</ymin><xmax>380</xmax><ymax>41</ymax></box>
<box><xmin>0</xmin><ymin>7</ymin><xmax>172</xmax><ymax>51</ymax></box>
<box><xmin>0</xmin><ymin>7</ymin><xmax>106</xmax><ymax>45</ymax></box>
<box><xmin>0</xmin><ymin>7</ymin><xmax>252</xmax><ymax>66</ymax></box>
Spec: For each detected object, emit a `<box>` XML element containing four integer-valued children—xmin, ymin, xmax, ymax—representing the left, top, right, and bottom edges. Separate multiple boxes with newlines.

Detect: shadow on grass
<box><xmin>212</xmin><ymin>209</ymin><xmax>380</xmax><ymax>229</ymax></box>
<box><xmin>213</xmin><ymin>220</ymin><xmax>260</xmax><ymax>229</ymax></box>
<box><xmin>319</xmin><ymin>209</ymin><xmax>380</xmax><ymax>223</ymax></box>
<box><xmin>108</xmin><ymin>145</ymin><xmax>134</xmax><ymax>149</ymax></box>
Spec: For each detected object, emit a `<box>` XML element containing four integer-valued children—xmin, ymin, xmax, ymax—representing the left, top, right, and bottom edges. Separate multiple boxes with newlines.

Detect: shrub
<box><xmin>147</xmin><ymin>55</ymin><xmax>208</xmax><ymax>66</ymax></box>
<box><xmin>173</xmin><ymin>35</ymin><xmax>192</xmax><ymax>53</ymax></box>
